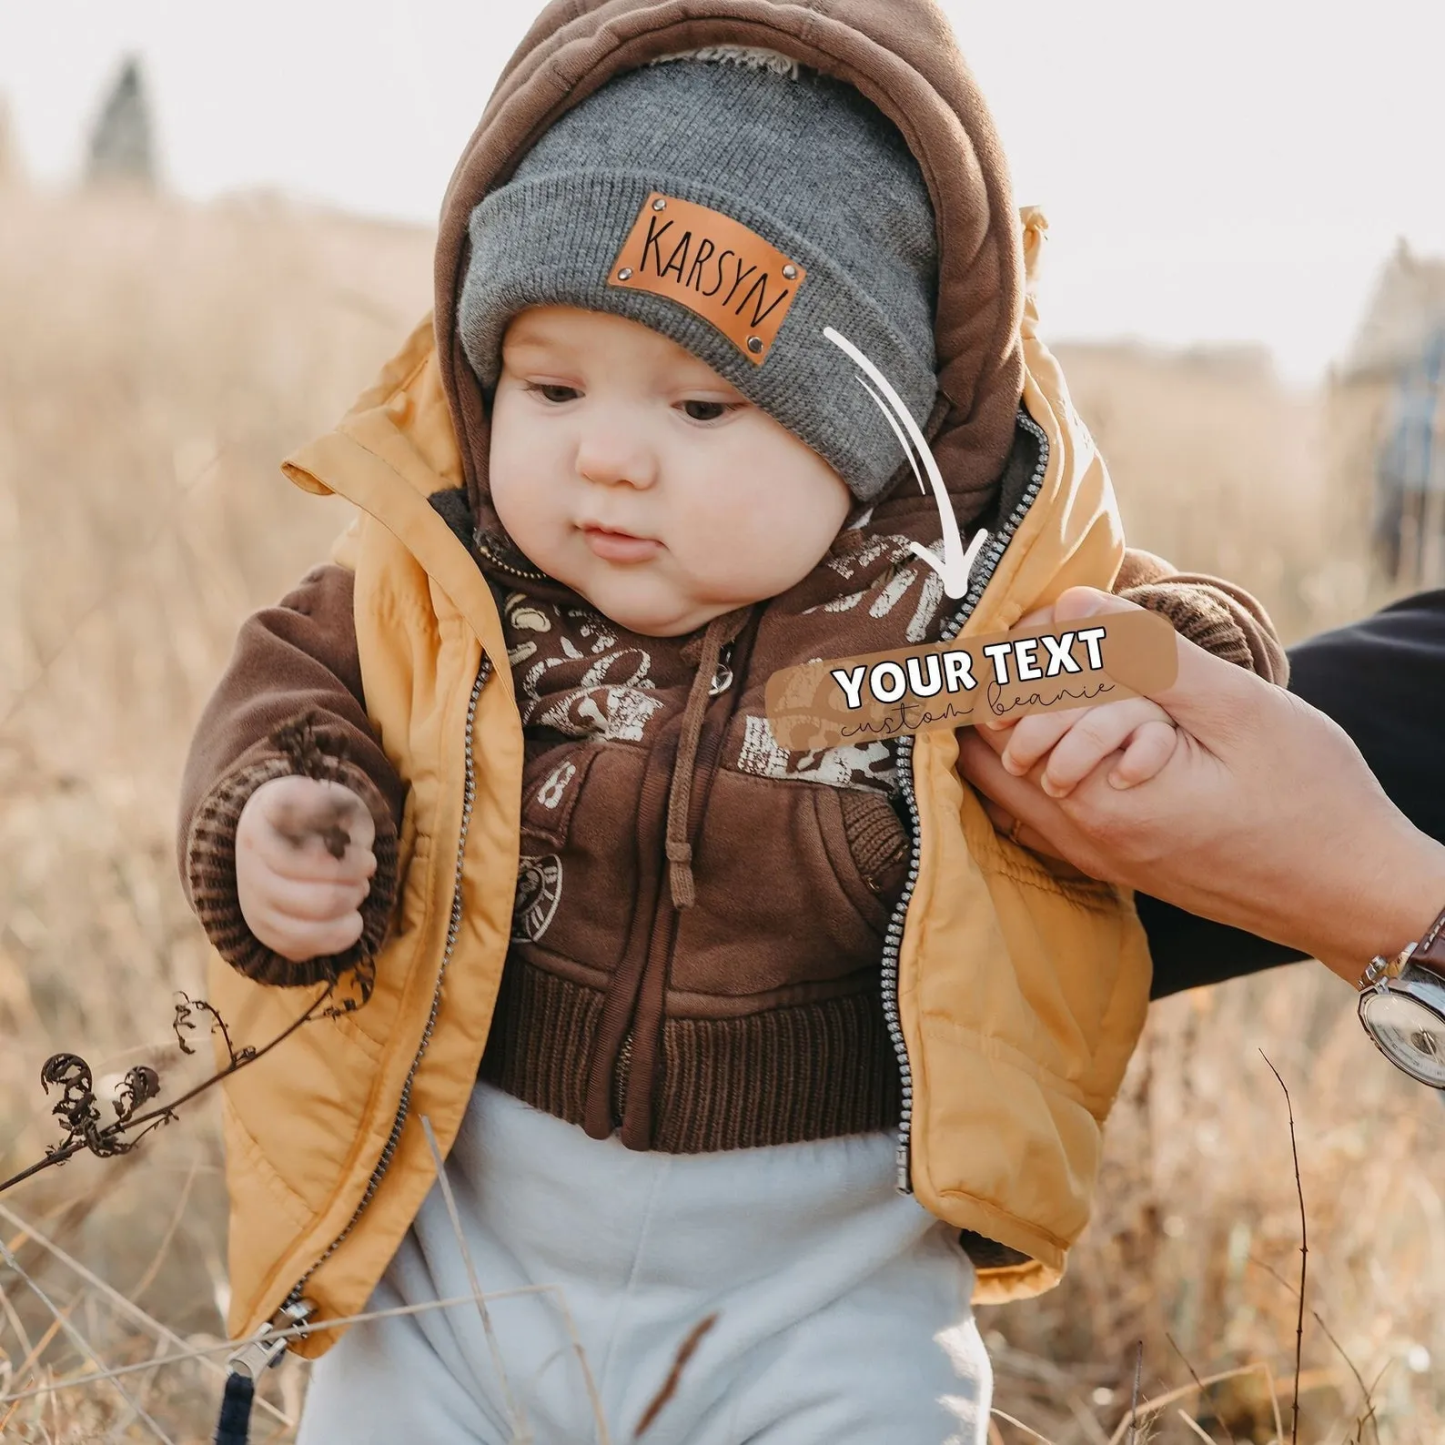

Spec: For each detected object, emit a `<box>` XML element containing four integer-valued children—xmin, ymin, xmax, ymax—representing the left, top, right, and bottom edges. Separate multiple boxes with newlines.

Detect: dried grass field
<box><xmin>0</xmin><ymin>182</ymin><xmax>1441</xmax><ymax>1443</ymax></box>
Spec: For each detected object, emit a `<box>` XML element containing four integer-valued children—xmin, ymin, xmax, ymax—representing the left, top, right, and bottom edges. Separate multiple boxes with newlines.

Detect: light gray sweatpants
<box><xmin>296</xmin><ymin>1081</ymin><xmax>990</xmax><ymax>1444</ymax></box>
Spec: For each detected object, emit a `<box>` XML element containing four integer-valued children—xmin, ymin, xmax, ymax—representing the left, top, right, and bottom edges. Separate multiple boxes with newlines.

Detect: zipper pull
<box><xmin>215</xmin><ymin>1298</ymin><xmax>315</xmax><ymax>1445</ymax></box>
<box><xmin>226</xmin><ymin>1296</ymin><xmax>316</xmax><ymax>1379</ymax></box>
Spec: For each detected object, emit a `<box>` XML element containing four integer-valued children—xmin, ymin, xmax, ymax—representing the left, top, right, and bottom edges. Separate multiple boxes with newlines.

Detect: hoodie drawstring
<box><xmin>665</xmin><ymin>608</ymin><xmax>750</xmax><ymax>910</ymax></box>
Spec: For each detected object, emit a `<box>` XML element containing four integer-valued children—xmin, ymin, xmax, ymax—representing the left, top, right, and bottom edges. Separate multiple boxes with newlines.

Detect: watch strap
<box><xmin>1411</xmin><ymin>903</ymin><xmax>1445</xmax><ymax>980</ymax></box>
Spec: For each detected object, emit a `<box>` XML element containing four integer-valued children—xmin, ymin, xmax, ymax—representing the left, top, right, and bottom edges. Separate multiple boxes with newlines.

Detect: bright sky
<box><xmin>2</xmin><ymin>0</ymin><xmax>1441</xmax><ymax>387</ymax></box>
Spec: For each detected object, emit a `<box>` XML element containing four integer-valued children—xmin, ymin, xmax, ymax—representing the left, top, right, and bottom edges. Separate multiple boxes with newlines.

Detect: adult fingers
<box><xmin>971</xmin><ymin>716</ymin><xmax>1014</xmax><ymax>750</ymax></box>
<box><xmin>979</xmin><ymin>798</ymin><xmax>1070</xmax><ymax>862</ymax></box>
<box><xmin>956</xmin><ymin>731</ymin><xmax>1122</xmax><ymax>883</ymax></box>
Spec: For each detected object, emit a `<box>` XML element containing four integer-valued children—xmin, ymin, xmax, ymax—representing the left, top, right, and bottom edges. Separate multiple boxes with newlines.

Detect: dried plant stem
<box><xmin>1247</xmin><ymin>1252</ymin><xmax>1374</xmax><ymax>1437</ymax></box>
<box><xmin>105</xmin><ymin>1333</ymin><xmax>173</xmax><ymax>1444</ymax></box>
<box><xmin>0</xmin><ymin>1238</ymin><xmax>173</xmax><ymax>1443</ymax></box>
<box><xmin>11</xmin><ymin>1301</ymin><xmax>74</xmax><ymax>1395</ymax></box>
<box><xmin>418</xmin><ymin>1116</ymin><xmax>530</xmax><ymax>1444</ymax></box>
<box><xmin>0</xmin><ymin>983</ymin><xmax>334</xmax><ymax>1198</ymax></box>
<box><xmin>1166</xmin><ymin>1331</ymin><xmax>1238</xmax><ymax>1445</ymax></box>
<box><xmin>1261</xmin><ymin>1051</ymin><xmax>1307</xmax><ymax>1445</ymax></box>
<box><xmin>0</xmin><ymin>1284</ymin><xmax>592</xmax><ymax>1409</ymax></box>
<box><xmin>1064</xmin><ymin>1392</ymin><xmax>1112</xmax><ymax>1445</ymax></box>
<box><xmin>0</xmin><ymin>1273</ymin><xmax>34</xmax><ymax>1360</ymax></box>
<box><xmin>1127</xmin><ymin>1340</ymin><xmax>1142</xmax><ymax>1445</ymax></box>
<box><xmin>633</xmin><ymin>1313</ymin><xmax>717</xmax><ymax>1439</ymax></box>
<box><xmin>1261</xmin><ymin>1358</ymin><xmax>1287</xmax><ymax>1445</ymax></box>
<box><xmin>424</xmin><ymin>1116</ymin><xmax>612</xmax><ymax>1445</ymax></box>
<box><xmin>0</xmin><ymin>1199</ymin><xmax>291</xmax><ymax>1428</ymax></box>
<box><xmin>1105</xmin><ymin>1363</ymin><xmax>1277</xmax><ymax>1445</ymax></box>
<box><xmin>126</xmin><ymin>1154</ymin><xmax>199</xmax><ymax>1306</ymax></box>
<box><xmin>989</xmin><ymin>1406</ymin><xmax>1058</xmax><ymax>1443</ymax></box>
<box><xmin>1177</xmin><ymin>1408</ymin><xmax>1216</xmax><ymax>1444</ymax></box>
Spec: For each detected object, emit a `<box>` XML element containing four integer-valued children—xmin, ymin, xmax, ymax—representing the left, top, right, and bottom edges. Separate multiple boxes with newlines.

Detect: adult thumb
<box><xmin>1052</xmin><ymin>586</ymin><xmax>1261</xmax><ymax>735</ymax></box>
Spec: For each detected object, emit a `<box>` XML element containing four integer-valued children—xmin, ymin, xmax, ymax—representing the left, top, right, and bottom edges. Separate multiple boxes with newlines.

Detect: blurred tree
<box><xmin>85</xmin><ymin>57</ymin><xmax>157</xmax><ymax>188</ymax></box>
<box><xmin>0</xmin><ymin>94</ymin><xmax>20</xmax><ymax>188</ymax></box>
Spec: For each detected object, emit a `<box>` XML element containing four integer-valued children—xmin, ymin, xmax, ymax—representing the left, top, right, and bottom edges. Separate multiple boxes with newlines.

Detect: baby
<box><xmin>181</xmin><ymin>10</ymin><xmax>1285</xmax><ymax>1444</ymax></box>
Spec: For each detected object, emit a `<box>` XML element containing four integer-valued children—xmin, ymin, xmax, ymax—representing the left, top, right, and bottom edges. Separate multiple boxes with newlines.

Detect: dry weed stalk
<box><xmin>1166</xmin><ymin>1331</ymin><xmax>1238</xmax><ymax>1445</ymax></box>
<box><xmin>1261</xmin><ymin>1052</ymin><xmax>1308</xmax><ymax>1445</ymax></box>
<box><xmin>0</xmin><ymin>987</ymin><xmax>336</xmax><ymax>1200</ymax></box>
<box><xmin>631</xmin><ymin>1313</ymin><xmax>718</xmax><ymax>1440</ymax></box>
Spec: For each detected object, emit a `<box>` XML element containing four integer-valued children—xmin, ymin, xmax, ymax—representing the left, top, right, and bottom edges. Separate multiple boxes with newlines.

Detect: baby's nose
<box><xmin>576</xmin><ymin>429</ymin><xmax>658</xmax><ymax>489</ymax></box>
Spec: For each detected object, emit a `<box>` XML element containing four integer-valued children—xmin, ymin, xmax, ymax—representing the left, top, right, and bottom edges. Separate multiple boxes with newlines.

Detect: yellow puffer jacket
<box><xmin>204</xmin><ymin>255</ymin><xmax>1150</xmax><ymax>1356</ymax></box>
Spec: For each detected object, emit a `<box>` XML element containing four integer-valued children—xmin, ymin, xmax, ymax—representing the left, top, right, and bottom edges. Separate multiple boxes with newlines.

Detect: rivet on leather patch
<box><xmin>608</xmin><ymin>192</ymin><xmax>806</xmax><ymax>365</ymax></box>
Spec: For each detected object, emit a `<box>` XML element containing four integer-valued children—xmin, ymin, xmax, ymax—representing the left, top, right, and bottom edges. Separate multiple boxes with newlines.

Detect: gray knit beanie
<box><xmin>457</xmin><ymin>48</ymin><xmax>939</xmax><ymax>504</ymax></box>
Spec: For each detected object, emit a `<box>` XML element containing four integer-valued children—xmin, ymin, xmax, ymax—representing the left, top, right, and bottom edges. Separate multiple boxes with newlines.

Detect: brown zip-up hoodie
<box><xmin>180</xmin><ymin>0</ymin><xmax>1286</xmax><ymax>1160</ymax></box>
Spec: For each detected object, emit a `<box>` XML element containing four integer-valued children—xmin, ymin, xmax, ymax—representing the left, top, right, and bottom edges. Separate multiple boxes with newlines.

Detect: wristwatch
<box><xmin>1358</xmin><ymin>904</ymin><xmax>1445</xmax><ymax>1089</ymax></box>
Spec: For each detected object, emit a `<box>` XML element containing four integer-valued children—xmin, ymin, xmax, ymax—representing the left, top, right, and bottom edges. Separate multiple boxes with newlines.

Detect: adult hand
<box><xmin>957</xmin><ymin>588</ymin><xmax>1445</xmax><ymax>984</ymax></box>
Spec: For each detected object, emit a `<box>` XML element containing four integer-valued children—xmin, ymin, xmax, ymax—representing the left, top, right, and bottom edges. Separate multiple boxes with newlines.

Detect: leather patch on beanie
<box><xmin>609</xmin><ymin>192</ymin><xmax>805</xmax><ymax>364</ymax></box>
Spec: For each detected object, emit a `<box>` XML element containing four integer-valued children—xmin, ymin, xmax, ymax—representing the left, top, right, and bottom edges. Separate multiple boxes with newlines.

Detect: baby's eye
<box><xmin>680</xmin><ymin>399</ymin><xmax>737</xmax><ymax>423</ymax></box>
<box><xmin>528</xmin><ymin>383</ymin><xmax>580</xmax><ymax>404</ymax></box>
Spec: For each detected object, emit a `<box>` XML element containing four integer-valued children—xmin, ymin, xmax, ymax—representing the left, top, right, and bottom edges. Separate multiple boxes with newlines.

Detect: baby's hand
<box><xmin>987</xmin><ymin>696</ymin><xmax>1178</xmax><ymax>799</ymax></box>
<box><xmin>235</xmin><ymin>776</ymin><xmax>377</xmax><ymax>963</ymax></box>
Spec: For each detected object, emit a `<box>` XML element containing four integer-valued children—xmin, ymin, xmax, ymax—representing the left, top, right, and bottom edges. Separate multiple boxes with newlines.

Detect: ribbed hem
<box><xmin>185</xmin><ymin>716</ymin><xmax>400</xmax><ymax>989</ymax></box>
<box><xmin>478</xmin><ymin>957</ymin><xmax>903</xmax><ymax>1152</ymax></box>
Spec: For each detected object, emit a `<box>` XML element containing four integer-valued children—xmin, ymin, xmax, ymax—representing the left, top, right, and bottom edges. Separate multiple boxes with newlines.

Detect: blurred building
<box><xmin>85</xmin><ymin>57</ymin><xmax>157</xmax><ymax>188</ymax></box>
<box><xmin>1331</xmin><ymin>240</ymin><xmax>1445</xmax><ymax>588</ymax></box>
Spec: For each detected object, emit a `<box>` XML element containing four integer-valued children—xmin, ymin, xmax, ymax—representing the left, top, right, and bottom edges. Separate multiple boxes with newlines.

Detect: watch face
<box><xmin>1360</xmin><ymin>989</ymin><xmax>1445</xmax><ymax>1088</ymax></box>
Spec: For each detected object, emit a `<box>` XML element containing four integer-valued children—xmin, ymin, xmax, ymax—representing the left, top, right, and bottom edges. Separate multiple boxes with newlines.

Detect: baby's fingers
<box><xmin>1108</xmin><ymin>719</ymin><xmax>1180</xmax><ymax>789</ymax></box>
<box><xmin>247</xmin><ymin>909</ymin><xmax>365</xmax><ymax>965</ymax></box>
<box><xmin>1039</xmin><ymin>699</ymin><xmax>1173</xmax><ymax>798</ymax></box>
<box><xmin>259</xmin><ymin>872</ymin><xmax>372</xmax><ymax>924</ymax></box>
<box><xmin>997</xmin><ymin>710</ymin><xmax>1077</xmax><ymax>777</ymax></box>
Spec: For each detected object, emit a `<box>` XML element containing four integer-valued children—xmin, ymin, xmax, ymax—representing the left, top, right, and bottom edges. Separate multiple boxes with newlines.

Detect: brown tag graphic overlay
<box><xmin>764</xmin><ymin>609</ymin><xmax>1179</xmax><ymax>750</ymax></box>
<box><xmin>608</xmin><ymin>192</ymin><xmax>805</xmax><ymax>365</ymax></box>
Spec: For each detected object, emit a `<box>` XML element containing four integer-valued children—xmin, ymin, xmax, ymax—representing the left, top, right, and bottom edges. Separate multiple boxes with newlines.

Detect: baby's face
<box><xmin>489</xmin><ymin>306</ymin><xmax>852</xmax><ymax>637</ymax></box>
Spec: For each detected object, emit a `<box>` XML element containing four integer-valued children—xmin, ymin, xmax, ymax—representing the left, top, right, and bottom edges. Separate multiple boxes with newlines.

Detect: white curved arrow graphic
<box><xmin>823</xmin><ymin>326</ymin><xmax>988</xmax><ymax>599</ymax></box>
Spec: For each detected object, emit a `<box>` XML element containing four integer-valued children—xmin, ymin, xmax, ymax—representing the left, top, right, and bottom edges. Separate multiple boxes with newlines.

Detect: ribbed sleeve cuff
<box><xmin>184</xmin><ymin>719</ymin><xmax>400</xmax><ymax>989</ymax></box>
<box><xmin>1120</xmin><ymin>582</ymin><xmax>1257</xmax><ymax>674</ymax></box>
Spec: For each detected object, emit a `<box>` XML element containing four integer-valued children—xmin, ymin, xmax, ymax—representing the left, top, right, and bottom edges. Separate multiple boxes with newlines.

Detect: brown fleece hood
<box><xmin>433</xmin><ymin>0</ymin><xmax>1026</xmax><ymax>532</ymax></box>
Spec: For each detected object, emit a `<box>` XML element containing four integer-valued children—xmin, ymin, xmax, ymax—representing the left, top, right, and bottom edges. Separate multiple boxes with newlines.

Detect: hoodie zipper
<box><xmin>882</xmin><ymin>414</ymin><xmax>1051</xmax><ymax>1193</ymax></box>
<box><xmin>611</xmin><ymin>1030</ymin><xmax>635</xmax><ymax>1121</ymax></box>
<box><xmin>607</xmin><ymin>640</ymin><xmax>737</xmax><ymax>1135</ymax></box>
<box><xmin>273</xmin><ymin>653</ymin><xmax>492</xmax><ymax>1322</ymax></box>
<box><xmin>474</xmin><ymin>533</ymin><xmax>551</xmax><ymax>585</ymax></box>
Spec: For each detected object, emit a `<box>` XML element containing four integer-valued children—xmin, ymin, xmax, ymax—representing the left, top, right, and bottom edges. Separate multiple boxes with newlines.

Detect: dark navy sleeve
<box><xmin>1147</xmin><ymin>589</ymin><xmax>1445</xmax><ymax>999</ymax></box>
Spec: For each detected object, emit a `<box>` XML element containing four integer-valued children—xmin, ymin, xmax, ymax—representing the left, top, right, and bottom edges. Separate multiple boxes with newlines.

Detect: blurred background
<box><xmin>0</xmin><ymin>2</ymin><xmax>1443</xmax><ymax>1441</ymax></box>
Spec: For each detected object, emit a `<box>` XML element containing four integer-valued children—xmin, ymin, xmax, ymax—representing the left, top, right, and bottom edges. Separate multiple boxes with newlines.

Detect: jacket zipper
<box><xmin>611</xmin><ymin>1030</ymin><xmax>634</xmax><ymax>1121</ymax></box>
<box><xmin>881</xmin><ymin>414</ymin><xmax>1051</xmax><ymax>1193</ymax></box>
<box><xmin>272</xmin><ymin>653</ymin><xmax>493</xmax><ymax>1324</ymax></box>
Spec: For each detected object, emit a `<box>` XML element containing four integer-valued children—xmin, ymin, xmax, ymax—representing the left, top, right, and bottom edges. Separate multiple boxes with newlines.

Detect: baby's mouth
<box><xmin>579</xmin><ymin>524</ymin><xmax>661</xmax><ymax>564</ymax></box>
